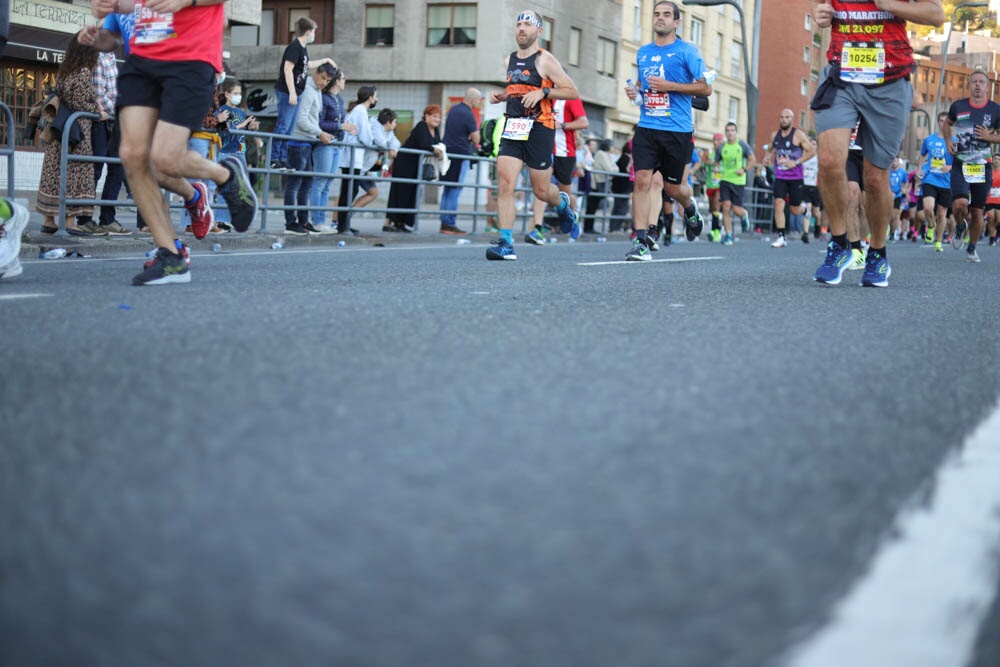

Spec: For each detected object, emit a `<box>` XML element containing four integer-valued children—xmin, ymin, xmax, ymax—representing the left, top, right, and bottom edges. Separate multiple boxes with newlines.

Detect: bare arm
<box><xmin>797</xmin><ymin>131</ymin><xmax>817</xmax><ymax>164</ymax></box>
<box><xmin>873</xmin><ymin>0</ymin><xmax>944</xmax><ymax>27</ymax></box>
<box><xmin>78</xmin><ymin>25</ymin><xmax>122</xmax><ymax>52</ymax></box>
<box><xmin>284</xmin><ymin>61</ymin><xmax>297</xmax><ymax>104</ymax></box>
<box><xmin>648</xmin><ymin>78</ymin><xmax>712</xmax><ymax>97</ymax></box>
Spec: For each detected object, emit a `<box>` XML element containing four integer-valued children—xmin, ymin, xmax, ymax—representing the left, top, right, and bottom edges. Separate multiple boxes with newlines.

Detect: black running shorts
<box><xmin>498</xmin><ymin>122</ymin><xmax>556</xmax><ymax>171</ymax></box>
<box><xmin>773</xmin><ymin>177</ymin><xmax>805</xmax><ymax>207</ymax></box>
<box><xmin>117</xmin><ymin>55</ymin><xmax>217</xmax><ymax>132</ymax></box>
<box><xmin>632</xmin><ymin>126</ymin><xmax>691</xmax><ymax>185</ymax></box>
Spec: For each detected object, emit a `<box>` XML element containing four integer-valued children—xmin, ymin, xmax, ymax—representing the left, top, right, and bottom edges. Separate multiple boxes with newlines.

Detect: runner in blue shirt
<box><xmin>920</xmin><ymin>113</ymin><xmax>953</xmax><ymax>249</ymax></box>
<box><xmin>888</xmin><ymin>157</ymin><xmax>909</xmax><ymax>241</ymax></box>
<box><xmin>623</xmin><ymin>0</ymin><xmax>712</xmax><ymax>261</ymax></box>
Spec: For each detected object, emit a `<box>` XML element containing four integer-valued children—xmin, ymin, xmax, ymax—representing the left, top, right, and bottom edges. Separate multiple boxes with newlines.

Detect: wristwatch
<box><xmin>542</xmin><ymin>87</ymin><xmax>551</xmax><ymax>98</ymax></box>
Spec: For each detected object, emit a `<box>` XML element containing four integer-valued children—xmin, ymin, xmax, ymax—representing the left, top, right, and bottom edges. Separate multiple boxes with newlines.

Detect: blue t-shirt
<box><xmin>889</xmin><ymin>168</ymin><xmax>907</xmax><ymax>196</ymax></box>
<box><xmin>920</xmin><ymin>134</ymin><xmax>952</xmax><ymax>189</ymax></box>
<box><xmin>102</xmin><ymin>13</ymin><xmax>135</xmax><ymax>55</ymax></box>
<box><xmin>636</xmin><ymin>39</ymin><xmax>705</xmax><ymax>133</ymax></box>
<box><xmin>218</xmin><ymin>105</ymin><xmax>247</xmax><ymax>154</ymax></box>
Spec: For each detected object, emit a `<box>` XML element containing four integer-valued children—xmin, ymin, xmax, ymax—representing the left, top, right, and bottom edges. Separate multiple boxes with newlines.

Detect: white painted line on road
<box><xmin>0</xmin><ymin>293</ymin><xmax>53</xmax><ymax>300</ymax></box>
<box><xmin>577</xmin><ymin>256</ymin><xmax>725</xmax><ymax>266</ymax></box>
<box><xmin>785</xmin><ymin>399</ymin><xmax>1000</xmax><ymax>667</ymax></box>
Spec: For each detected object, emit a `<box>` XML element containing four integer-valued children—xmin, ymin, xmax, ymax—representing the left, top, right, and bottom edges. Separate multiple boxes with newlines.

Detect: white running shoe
<box><xmin>770</xmin><ymin>235</ymin><xmax>787</xmax><ymax>248</ymax></box>
<box><xmin>0</xmin><ymin>255</ymin><xmax>22</xmax><ymax>279</ymax></box>
<box><xmin>0</xmin><ymin>199</ymin><xmax>29</xmax><ymax>270</ymax></box>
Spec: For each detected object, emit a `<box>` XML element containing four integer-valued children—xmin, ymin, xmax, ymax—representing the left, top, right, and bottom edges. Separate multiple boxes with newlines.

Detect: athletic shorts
<box><xmin>552</xmin><ymin>155</ymin><xmax>576</xmax><ymax>186</ymax></box>
<box><xmin>922</xmin><ymin>183</ymin><xmax>952</xmax><ymax>210</ymax></box>
<box><xmin>846</xmin><ymin>150</ymin><xmax>864</xmax><ymax>189</ymax></box>
<box><xmin>632</xmin><ymin>126</ymin><xmax>692</xmax><ymax>185</ymax></box>
<box><xmin>813</xmin><ymin>64</ymin><xmax>913</xmax><ymax>170</ymax></box>
<box><xmin>950</xmin><ymin>160</ymin><xmax>992</xmax><ymax>209</ymax></box>
<box><xmin>117</xmin><ymin>55</ymin><xmax>217</xmax><ymax>132</ymax></box>
<box><xmin>706</xmin><ymin>187</ymin><xmax>719</xmax><ymax>198</ymax></box>
<box><xmin>773</xmin><ymin>178</ymin><xmax>804</xmax><ymax>207</ymax></box>
<box><xmin>985</xmin><ymin>203</ymin><xmax>1000</xmax><ymax>212</ymax></box>
<box><xmin>719</xmin><ymin>181</ymin><xmax>745</xmax><ymax>207</ymax></box>
<box><xmin>893</xmin><ymin>196</ymin><xmax>903</xmax><ymax>210</ymax></box>
<box><xmin>803</xmin><ymin>185</ymin><xmax>823</xmax><ymax>208</ymax></box>
<box><xmin>498</xmin><ymin>122</ymin><xmax>556</xmax><ymax>171</ymax></box>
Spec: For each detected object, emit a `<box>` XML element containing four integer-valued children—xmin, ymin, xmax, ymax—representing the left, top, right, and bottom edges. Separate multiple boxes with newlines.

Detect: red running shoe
<box><xmin>186</xmin><ymin>182</ymin><xmax>214</xmax><ymax>240</ymax></box>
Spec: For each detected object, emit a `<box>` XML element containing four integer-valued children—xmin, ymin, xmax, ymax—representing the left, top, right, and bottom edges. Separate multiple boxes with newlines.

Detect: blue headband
<box><xmin>517</xmin><ymin>12</ymin><xmax>542</xmax><ymax>28</ymax></box>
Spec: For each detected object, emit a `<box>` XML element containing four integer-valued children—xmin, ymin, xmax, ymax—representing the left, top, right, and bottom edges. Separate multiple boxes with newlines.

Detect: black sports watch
<box><xmin>542</xmin><ymin>87</ymin><xmax>551</xmax><ymax>98</ymax></box>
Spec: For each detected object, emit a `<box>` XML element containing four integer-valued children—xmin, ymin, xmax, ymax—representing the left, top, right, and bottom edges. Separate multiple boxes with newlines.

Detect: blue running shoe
<box><xmin>486</xmin><ymin>238</ymin><xmax>517</xmax><ymax>261</ymax></box>
<box><xmin>722</xmin><ymin>233</ymin><xmax>734</xmax><ymax>246</ymax></box>
<box><xmin>556</xmin><ymin>192</ymin><xmax>580</xmax><ymax>239</ymax></box>
<box><xmin>525</xmin><ymin>228</ymin><xmax>545</xmax><ymax>245</ymax></box>
<box><xmin>813</xmin><ymin>241</ymin><xmax>852</xmax><ymax>285</ymax></box>
<box><xmin>861</xmin><ymin>252</ymin><xmax>891</xmax><ymax>287</ymax></box>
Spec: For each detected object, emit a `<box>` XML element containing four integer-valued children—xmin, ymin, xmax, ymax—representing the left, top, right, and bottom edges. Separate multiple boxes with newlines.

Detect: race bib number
<box><xmin>840</xmin><ymin>45</ymin><xmax>885</xmax><ymax>85</ymax></box>
<box><xmin>930</xmin><ymin>157</ymin><xmax>946</xmax><ymax>174</ymax></box>
<box><xmin>962</xmin><ymin>162</ymin><xmax>986</xmax><ymax>183</ymax></box>
<box><xmin>643</xmin><ymin>92</ymin><xmax>671</xmax><ymax>117</ymax></box>
<box><xmin>134</xmin><ymin>1</ymin><xmax>176</xmax><ymax>44</ymax></box>
<box><xmin>502</xmin><ymin>118</ymin><xmax>534</xmax><ymax>142</ymax></box>
<box><xmin>990</xmin><ymin>186</ymin><xmax>1000</xmax><ymax>199</ymax></box>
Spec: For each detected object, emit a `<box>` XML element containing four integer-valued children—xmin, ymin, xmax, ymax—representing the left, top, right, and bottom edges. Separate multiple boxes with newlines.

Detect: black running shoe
<box><xmin>133</xmin><ymin>247</ymin><xmax>190</xmax><ymax>286</ymax></box>
<box><xmin>218</xmin><ymin>155</ymin><xmax>258</xmax><ymax>232</ymax></box>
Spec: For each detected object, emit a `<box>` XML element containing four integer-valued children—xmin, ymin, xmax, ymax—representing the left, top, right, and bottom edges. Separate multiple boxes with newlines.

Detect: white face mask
<box><xmin>230</xmin><ymin>94</ymin><xmax>242</xmax><ymax>106</ymax></box>
<box><xmin>216</xmin><ymin>72</ymin><xmax>226</xmax><ymax>86</ymax></box>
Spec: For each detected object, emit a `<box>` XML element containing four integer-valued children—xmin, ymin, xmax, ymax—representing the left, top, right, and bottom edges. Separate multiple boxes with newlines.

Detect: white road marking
<box><xmin>0</xmin><ymin>293</ymin><xmax>53</xmax><ymax>300</ymax></box>
<box><xmin>785</xmin><ymin>399</ymin><xmax>1000</xmax><ymax>667</ymax></box>
<box><xmin>577</xmin><ymin>256</ymin><xmax>725</xmax><ymax>266</ymax></box>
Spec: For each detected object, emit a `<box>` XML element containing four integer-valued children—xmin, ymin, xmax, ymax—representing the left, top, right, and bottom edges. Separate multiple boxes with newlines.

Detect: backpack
<box><xmin>478</xmin><ymin>117</ymin><xmax>499</xmax><ymax>157</ymax></box>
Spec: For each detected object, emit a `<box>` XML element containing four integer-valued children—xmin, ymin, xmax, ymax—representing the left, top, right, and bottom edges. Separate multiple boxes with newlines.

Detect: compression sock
<box><xmin>501</xmin><ymin>229</ymin><xmax>513</xmax><ymax>244</ymax></box>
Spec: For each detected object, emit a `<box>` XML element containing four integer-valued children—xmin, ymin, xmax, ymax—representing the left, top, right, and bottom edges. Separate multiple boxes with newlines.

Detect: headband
<box><xmin>517</xmin><ymin>12</ymin><xmax>543</xmax><ymax>28</ymax></box>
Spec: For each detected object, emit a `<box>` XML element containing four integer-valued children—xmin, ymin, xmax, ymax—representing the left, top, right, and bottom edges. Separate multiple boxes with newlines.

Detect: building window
<box><xmin>805</xmin><ymin>13</ymin><xmax>812</xmax><ymax>30</ymax></box>
<box><xmin>1</xmin><ymin>63</ymin><xmax>58</xmax><ymax>149</ymax></box>
<box><xmin>288</xmin><ymin>7</ymin><xmax>311</xmax><ymax>37</ymax></box>
<box><xmin>690</xmin><ymin>18</ymin><xmax>703</xmax><ymax>47</ymax></box>
<box><xmin>427</xmin><ymin>4</ymin><xmax>476</xmax><ymax>46</ymax></box>
<box><xmin>728</xmin><ymin>96</ymin><xmax>740</xmax><ymax>123</ymax></box>
<box><xmin>597</xmin><ymin>37</ymin><xmax>616</xmax><ymax>77</ymax></box>
<box><xmin>633</xmin><ymin>0</ymin><xmax>642</xmax><ymax>41</ymax></box>
<box><xmin>715</xmin><ymin>33</ymin><xmax>723</xmax><ymax>70</ymax></box>
<box><xmin>365</xmin><ymin>5</ymin><xmax>394</xmax><ymax>46</ymax></box>
<box><xmin>712</xmin><ymin>91</ymin><xmax>721</xmax><ymax>126</ymax></box>
<box><xmin>800</xmin><ymin>111</ymin><xmax>807</xmax><ymax>127</ymax></box>
<box><xmin>730</xmin><ymin>41</ymin><xmax>742</xmax><ymax>79</ymax></box>
<box><xmin>801</xmin><ymin>79</ymin><xmax>808</xmax><ymax>96</ymax></box>
<box><xmin>569</xmin><ymin>27</ymin><xmax>582</xmax><ymax>67</ymax></box>
<box><xmin>231</xmin><ymin>9</ymin><xmax>275</xmax><ymax>46</ymax></box>
<box><xmin>262</xmin><ymin>0</ymin><xmax>331</xmax><ymax>43</ymax></box>
<box><xmin>540</xmin><ymin>16</ymin><xmax>554</xmax><ymax>51</ymax></box>
<box><xmin>803</xmin><ymin>46</ymin><xmax>810</xmax><ymax>63</ymax></box>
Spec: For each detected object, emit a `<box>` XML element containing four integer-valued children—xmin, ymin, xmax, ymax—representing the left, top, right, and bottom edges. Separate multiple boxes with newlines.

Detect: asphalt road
<box><xmin>2</xmin><ymin>236</ymin><xmax>999</xmax><ymax>667</ymax></box>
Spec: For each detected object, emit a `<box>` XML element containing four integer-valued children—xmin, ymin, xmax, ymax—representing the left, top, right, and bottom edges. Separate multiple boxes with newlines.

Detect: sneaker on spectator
<box><xmin>215</xmin><ymin>222</ymin><xmax>233</xmax><ymax>233</ymax></box>
<box><xmin>486</xmin><ymin>238</ymin><xmax>517</xmax><ymax>260</ymax></box>
<box><xmin>0</xmin><ymin>198</ymin><xmax>29</xmax><ymax>270</ymax></box>
<box><xmin>626</xmin><ymin>239</ymin><xmax>651</xmax><ymax>261</ymax></box>
<box><xmin>77</xmin><ymin>221</ymin><xmax>109</xmax><ymax>236</ymax></box>
<box><xmin>185</xmin><ymin>182</ymin><xmax>214</xmax><ymax>239</ymax></box>
<box><xmin>217</xmin><ymin>155</ymin><xmax>258</xmax><ymax>232</ymax></box>
<box><xmin>525</xmin><ymin>228</ymin><xmax>545</xmax><ymax>245</ymax></box>
<box><xmin>285</xmin><ymin>223</ymin><xmax>309</xmax><ymax>235</ymax></box>
<box><xmin>208</xmin><ymin>224</ymin><xmax>229</xmax><ymax>234</ymax></box>
<box><xmin>813</xmin><ymin>241</ymin><xmax>852</xmax><ymax>285</ymax></box>
<box><xmin>861</xmin><ymin>252</ymin><xmax>891</xmax><ymax>287</ymax></box>
<box><xmin>133</xmin><ymin>247</ymin><xmax>190</xmax><ymax>285</ymax></box>
<box><xmin>440</xmin><ymin>224</ymin><xmax>468</xmax><ymax>235</ymax></box>
<box><xmin>313</xmin><ymin>223</ymin><xmax>337</xmax><ymax>234</ymax></box>
<box><xmin>99</xmin><ymin>220</ymin><xmax>132</xmax><ymax>236</ymax></box>
<box><xmin>269</xmin><ymin>160</ymin><xmax>287</xmax><ymax>171</ymax></box>
<box><xmin>303</xmin><ymin>222</ymin><xmax>323</xmax><ymax>235</ymax></box>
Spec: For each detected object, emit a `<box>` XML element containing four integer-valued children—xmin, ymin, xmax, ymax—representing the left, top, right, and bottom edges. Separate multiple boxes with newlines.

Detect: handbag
<box><xmin>44</xmin><ymin>90</ymin><xmax>83</xmax><ymax>148</ymax></box>
<box><xmin>421</xmin><ymin>162</ymin><xmax>439</xmax><ymax>181</ymax></box>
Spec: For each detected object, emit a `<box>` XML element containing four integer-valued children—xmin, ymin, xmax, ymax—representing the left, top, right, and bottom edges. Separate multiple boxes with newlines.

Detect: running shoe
<box><xmin>0</xmin><ymin>198</ymin><xmax>29</xmax><ymax>270</ymax></box>
<box><xmin>708</xmin><ymin>228</ymin><xmax>722</xmax><ymax>243</ymax></box>
<box><xmin>813</xmin><ymin>241</ymin><xmax>852</xmax><ymax>285</ymax></box>
<box><xmin>684</xmin><ymin>201</ymin><xmax>704</xmax><ymax>241</ymax></box>
<box><xmin>133</xmin><ymin>247</ymin><xmax>190</xmax><ymax>285</ymax></box>
<box><xmin>185</xmin><ymin>182</ymin><xmax>214</xmax><ymax>239</ymax></box>
<box><xmin>626</xmin><ymin>239</ymin><xmax>651</xmax><ymax>261</ymax></box>
<box><xmin>644</xmin><ymin>233</ymin><xmax>660</xmax><ymax>252</ymax></box>
<box><xmin>556</xmin><ymin>192</ymin><xmax>580</xmax><ymax>239</ymax></box>
<box><xmin>860</xmin><ymin>252</ymin><xmax>891</xmax><ymax>287</ymax></box>
<box><xmin>924</xmin><ymin>226</ymin><xmax>935</xmax><ymax>243</ymax></box>
<box><xmin>486</xmin><ymin>237</ymin><xmax>517</xmax><ymax>260</ymax></box>
<box><xmin>525</xmin><ymin>228</ymin><xmax>545</xmax><ymax>245</ymax></box>
<box><xmin>722</xmin><ymin>233</ymin><xmax>734</xmax><ymax>246</ymax></box>
<box><xmin>144</xmin><ymin>242</ymin><xmax>190</xmax><ymax>268</ymax></box>
<box><xmin>801</xmin><ymin>232</ymin><xmax>810</xmax><ymax>244</ymax></box>
<box><xmin>989</xmin><ymin>237</ymin><xmax>997</xmax><ymax>247</ymax></box>
<box><xmin>218</xmin><ymin>155</ymin><xmax>258</xmax><ymax>232</ymax></box>
<box><xmin>967</xmin><ymin>248</ymin><xmax>981</xmax><ymax>263</ymax></box>
<box><xmin>771</xmin><ymin>235</ymin><xmax>787</xmax><ymax>248</ymax></box>
<box><xmin>935</xmin><ymin>241</ymin><xmax>944</xmax><ymax>252</ymax></box>
<box><xmin>0</xmin><ymin>256</ymin><xmax>22</xmax><ymax>280</ymax></box>
<box><xmin>847</xmin><ymin>247</ymin><xmax>866</xmax><ymax>271</ymax></box>
<box><xmin>955</xmin><ymin>220</ymin><xmax>968</xmax><ymax>242</ymax></box>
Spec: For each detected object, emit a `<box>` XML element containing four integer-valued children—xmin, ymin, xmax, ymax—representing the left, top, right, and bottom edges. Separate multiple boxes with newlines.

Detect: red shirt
<box><xmin>131</xmin><ymin>1</ymin><xmax>225</xmax><ymax>71</ymax></box>
<box><xmin>988</xmin><ymin>167</ymin><xmax>1000</xmax><ymax>205</ymax></box>
<box><xmin>552</xmin><ymin>98</ymin><xmax>586</xmax><ymax>158</ymax></box>
<box><xmin>826</xmin><ymin>0</ymin><xmax>914</xmax><ymax>83</ymax></box>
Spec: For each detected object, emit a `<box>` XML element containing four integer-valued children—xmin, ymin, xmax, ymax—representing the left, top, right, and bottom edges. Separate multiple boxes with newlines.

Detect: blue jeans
<box><xmin>214</xmin><ymin>151</ymin><xmax>247</xmax><ymax>224</ymax></box>
<box><xmin>284</xmin><ymin>143</ymin><xmax>314</xmax><ymax>225</ymax></box>
<box><xmin>440</xmin><ymin>159</ymin><xmax>469</xmax><ymax>227</ymax></box>
<box><xmin>181</xmin><ymin>136</ymin><xmax>216</xmax><ymax>228</ymax></box>
<box><xmin>272</xmin><ymin>89</ymin><xmax>300</xmax><ymax>164</ymax></box>
<box><xmin>309</xmin><ymin>143</ymin><xmax>341</xmax><ymax>225</ymax></box>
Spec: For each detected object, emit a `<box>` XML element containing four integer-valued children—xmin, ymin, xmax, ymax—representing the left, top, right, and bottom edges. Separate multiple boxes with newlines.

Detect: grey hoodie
<box><xmin>291</xmin><ymin>75</ymin><xmax>323</xmax><ymax>141</ymax></box>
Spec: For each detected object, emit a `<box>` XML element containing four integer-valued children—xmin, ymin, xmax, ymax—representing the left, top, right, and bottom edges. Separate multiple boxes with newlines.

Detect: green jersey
<box><xmin>715</xmin><ymin>140</ymin><xmax>754</xmax><ymax>186</ymax></box>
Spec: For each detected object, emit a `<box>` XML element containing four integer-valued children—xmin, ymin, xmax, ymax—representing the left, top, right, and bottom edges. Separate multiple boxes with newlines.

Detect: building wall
<box><xmin>754</xmin><ymin>0</ymin><xmax>824</xmax><ymax>153</ymax></box>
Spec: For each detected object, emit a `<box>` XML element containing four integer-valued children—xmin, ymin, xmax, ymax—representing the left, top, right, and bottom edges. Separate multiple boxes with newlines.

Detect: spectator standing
<box><xmin>609</xmin><ymin>140</ymin><xmax>633</xmax><ymax>232</ymax></box>
<box><xmin>284</xmin><ymin>63</ymin><xmax>335</xmax><ymax>235</ymax></box>
<box><xmin>386</xmin><ymin>105</ymin><xmax>445</xmax><ymax>233</ymax></box>
<box><xmin>439</xmin><ymin>88</ymin><xmax>483</xmax><ymax>235</ymax></box>
<box><xmin>585</xmin><ymin>138</ymin><xmax>617</xmax><ymax>234</ymax></box>
<box><xmin>271</xmin><ymin>17</ymin><xmax>335</xmax><ymax>170</ymax></box>
<box><xmin>337</xmin><ymin>85</ymin><xmax>378</xmax><ymax>235</ymax></box>
<box><xmin>36</xmin><ymin>32</ymin><xmax>101</xmax><ymax>236</ymax></box>
<box><xmin>91</xmin><ymin>50</ymin><xmax>129</xmax><ymax>235</ymax></box>
<box><xmin>215</xmin><ymin>78</ymin><xmax>260</xmax><ymax>230</ymax></box>
<box><xmin>309</xmin><ymin>68</ymin><xmax>355</xmax><ymax>232</ymax></box>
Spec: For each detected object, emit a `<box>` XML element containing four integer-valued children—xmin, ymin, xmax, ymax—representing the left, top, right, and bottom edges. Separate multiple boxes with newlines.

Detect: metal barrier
<box><xmin>0</xmin><ymin>102</ymin><xmax>15</xmax><ymax>197</ymax></box>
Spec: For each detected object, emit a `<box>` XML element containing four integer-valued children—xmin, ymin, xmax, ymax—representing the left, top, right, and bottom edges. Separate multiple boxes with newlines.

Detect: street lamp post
<box><xmin>683</xmin><ymin>0</ymin><xmax>759</xmax><ymax>146</ymax></box>
<box><xmin>932</xmin><ymin>1</ymin><xmax>989</xmax><ymax>122</ymax></box>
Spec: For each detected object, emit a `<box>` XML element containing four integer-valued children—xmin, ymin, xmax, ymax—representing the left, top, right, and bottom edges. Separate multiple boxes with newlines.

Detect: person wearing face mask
<box><xmin>215</xmin><ymin>77</ymin><xmax>260</xmax><ymax>230</ymax></box>
<box><xmin>271</xmin><ymin>17</ymin><xmax>336</xmax><ymax>171</ymax></box>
